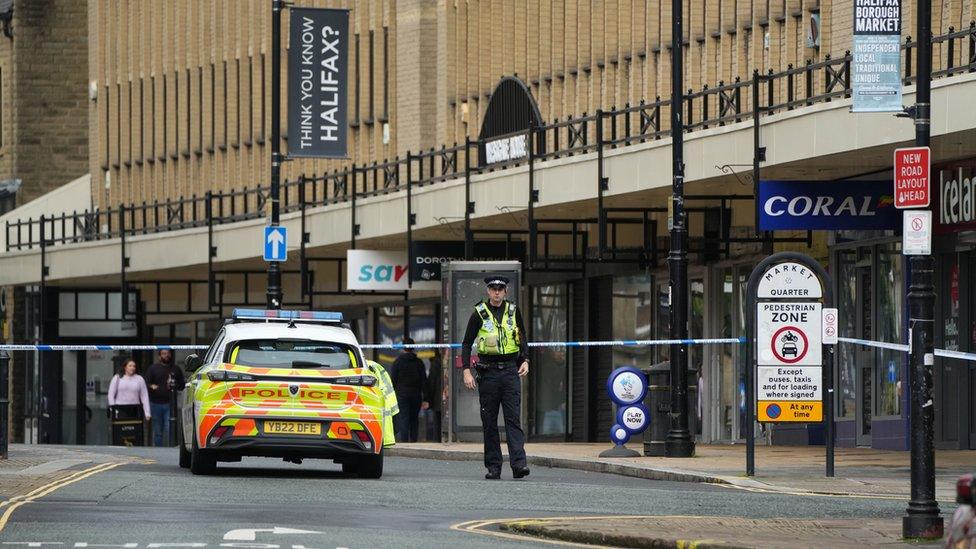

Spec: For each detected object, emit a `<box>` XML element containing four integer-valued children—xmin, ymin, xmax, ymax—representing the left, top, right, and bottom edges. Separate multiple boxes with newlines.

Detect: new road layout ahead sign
<box><xmin>264</xmin><ymin>226</ymin><xmax>287</xmax><ymax>262</ymax></box>
<box><xmin>894</xmin><ymin>146</ymin><xmax>930</xmax><ymax>208</ymax></box>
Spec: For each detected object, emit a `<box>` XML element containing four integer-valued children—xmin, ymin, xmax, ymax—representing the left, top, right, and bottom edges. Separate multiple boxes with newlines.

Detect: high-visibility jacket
<box><xmin>475</xmin><ymin>301</ymin><xmax>520</xmax><ymax>356</ymax></box>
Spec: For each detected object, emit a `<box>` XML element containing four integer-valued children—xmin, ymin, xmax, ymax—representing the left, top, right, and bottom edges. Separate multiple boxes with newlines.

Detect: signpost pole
<box><xmin>266</xmin><ymin>0</ymin><xmax>284</xmax><ymax>310</ymax></box>
<box><xmin>902</xmin><ymin>0</ymin><xmax>942</xmax><ymax>538</ymax></box>
<box><xmin>665</xmin><ymin>0</ymin><xmax>694</xmax><ymax>459</ymax></box>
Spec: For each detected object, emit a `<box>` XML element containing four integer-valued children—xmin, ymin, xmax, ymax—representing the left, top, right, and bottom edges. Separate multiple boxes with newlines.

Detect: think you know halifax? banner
<box><xmin>852</xmin><ymin>0</ymin><xmax>902</xmax><ymax>112</ymax></box>
<box><xmin>288</xmin><ymin>8</ymin><xmax>349</xmax><ymax>158</ymax></box>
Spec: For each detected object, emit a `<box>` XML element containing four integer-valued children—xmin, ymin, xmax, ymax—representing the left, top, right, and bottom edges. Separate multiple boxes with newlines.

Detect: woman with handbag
<box><xmin>107</xmin><ymin>358</ymin><xmax>152</xmax><ymax>445</ymax></box>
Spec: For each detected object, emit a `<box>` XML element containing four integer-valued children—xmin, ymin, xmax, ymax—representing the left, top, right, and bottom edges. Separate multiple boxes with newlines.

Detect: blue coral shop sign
<box><xmin>758</xmin><ymin>180</ymin><xmax>899</xmax><ymax>230</ymax></box>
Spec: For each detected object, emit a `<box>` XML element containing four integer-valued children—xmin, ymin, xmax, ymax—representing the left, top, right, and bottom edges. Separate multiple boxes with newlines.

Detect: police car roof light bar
<box><xmin>231</xmin><ymin>309</ymin><xmax>344</xmax><ymax>323</ymax></box>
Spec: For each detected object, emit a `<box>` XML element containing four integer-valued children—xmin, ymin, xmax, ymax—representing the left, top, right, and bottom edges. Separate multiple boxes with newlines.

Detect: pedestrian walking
<box><xmin>389</xmin><ymin>337</ymin><xmax>428</xmax><ymax>442</ymax></box>
<box><xmin>461</xmin><ymin>276</ymin><xmax>530</xmax><ymax>480</ymax></box>
<box><xmin>108</xmin><ymin>358</ymin><xmax>152</xmax><ymax>443</ymax></box>
<box><xmin>144</xmin><ymin>349</ymin><xmax>185</xmax><ymax>446</ymax></box>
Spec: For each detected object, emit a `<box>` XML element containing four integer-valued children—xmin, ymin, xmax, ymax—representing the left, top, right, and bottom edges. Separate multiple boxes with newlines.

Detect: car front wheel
<box><xmin>178</xmin><ymin>421</ymin><xmax>191</xmax><ymax>469</ymax></box>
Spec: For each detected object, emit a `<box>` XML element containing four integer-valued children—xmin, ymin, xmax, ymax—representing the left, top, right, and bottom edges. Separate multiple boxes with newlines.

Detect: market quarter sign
<box><xmin>751</xmin><ymin>259</ymin><xmax>827</xmax><ymax>423</ymax></box>
<box><xmin>894</xmin><ymin>146</ymin><xmax>931</xmax><ymax>208</ymax></box>
<box><xmin>288</xmin><ymin>8</ymin><xmax>349</xmax><ymax>159</ymax></box>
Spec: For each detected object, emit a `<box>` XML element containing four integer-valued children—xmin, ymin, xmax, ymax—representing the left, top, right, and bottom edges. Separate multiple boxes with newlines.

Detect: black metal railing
<box><xmin>6</xmin><ymin>23</ymin><xmax>975</xmax><ymax>252</ymax></box>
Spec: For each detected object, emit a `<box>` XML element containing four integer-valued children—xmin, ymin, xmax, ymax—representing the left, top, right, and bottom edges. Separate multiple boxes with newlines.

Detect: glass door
<box><xmin>532</xmin><ymin>284</ymin><xmax>569</xmax><ymax>438</ymax></box>
<box><xmin>689</xmin><ymin>276</ymin><xmax>705</xmax><ymax>437</ymax></box>
<box><xmin>855</xmin><ymin>263</ymin><xmax>873</xmax><ymax>446</ymax></box>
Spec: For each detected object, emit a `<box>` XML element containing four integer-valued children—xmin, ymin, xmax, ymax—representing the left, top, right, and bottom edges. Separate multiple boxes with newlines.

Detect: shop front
<box><xmin>933</xmin><ymin>158</ymin><xmax>976</xmax><ymax>450</ymax></box>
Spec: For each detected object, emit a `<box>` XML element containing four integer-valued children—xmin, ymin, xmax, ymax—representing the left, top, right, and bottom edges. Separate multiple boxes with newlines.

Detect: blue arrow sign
<box><xmin>264</xmin><ymin>226</ymin><xmax>287</xmax><ymax>262</ymax></box>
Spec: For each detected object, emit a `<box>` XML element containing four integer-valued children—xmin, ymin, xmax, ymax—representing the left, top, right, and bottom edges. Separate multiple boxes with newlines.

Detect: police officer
<box><xmin>461</xmin><ymin>276</ymin><xmax>530</xmax><ymax>480</ymax></box>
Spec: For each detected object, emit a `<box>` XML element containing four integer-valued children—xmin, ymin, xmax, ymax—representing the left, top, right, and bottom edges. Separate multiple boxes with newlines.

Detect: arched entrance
<box><xmin>478</xmin><ymin>77</ymin><xmax>545</xmax><ymax>166</ymax></box>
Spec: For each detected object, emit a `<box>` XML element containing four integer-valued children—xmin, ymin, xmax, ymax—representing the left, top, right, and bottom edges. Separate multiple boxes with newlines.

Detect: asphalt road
<box><xmin>3</xmin><ymin>446</ymin><xmax>913</xmax><ymax>548</ymax></box>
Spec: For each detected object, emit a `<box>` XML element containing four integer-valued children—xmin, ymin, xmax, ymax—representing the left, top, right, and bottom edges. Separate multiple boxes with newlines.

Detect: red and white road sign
<box><xmin>893</xmin><ymin>146</ymin><xmax>930</xmax><ymax>208</ymax></box>
<box><xmin>822</xmin><ymin>308</ymin><xmax>838</xmax><ymax>344</ymax></box>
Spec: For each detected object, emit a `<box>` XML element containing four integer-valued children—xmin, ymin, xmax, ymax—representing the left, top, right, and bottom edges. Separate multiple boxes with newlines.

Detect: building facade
<box><xmin>2</xmin><ymin>1</ymin><xmax>975</xmax><ymax>450</ymax></box>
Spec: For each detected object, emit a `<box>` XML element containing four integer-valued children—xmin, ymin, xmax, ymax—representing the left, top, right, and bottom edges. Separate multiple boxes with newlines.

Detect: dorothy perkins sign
<box><xmin>287</xmin><ymin>8</ymin><xmax>349</xmax><ymax>158</ymax></box>
<box><xmin>851</xmin><ymin>0</ymin><xmax>902</xmax><ymax>112</ymax></box>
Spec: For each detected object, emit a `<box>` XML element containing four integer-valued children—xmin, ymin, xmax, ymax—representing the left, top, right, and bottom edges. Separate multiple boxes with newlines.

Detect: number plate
<box><xmin>263</xmin><ymin>421</ymin><xmax>321</xmax><ymax>435</ymax></box>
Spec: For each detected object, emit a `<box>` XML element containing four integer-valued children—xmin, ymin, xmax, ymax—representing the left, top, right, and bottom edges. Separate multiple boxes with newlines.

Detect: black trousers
<box><xmin>395</xmin><ymin>393</ymin><xmax>422</xmax><ymax>443</ymax></box>
<box><xmin>477</xmin><ymin>364</ymin><xmax>527</xmax><ymax>472</ymax></box>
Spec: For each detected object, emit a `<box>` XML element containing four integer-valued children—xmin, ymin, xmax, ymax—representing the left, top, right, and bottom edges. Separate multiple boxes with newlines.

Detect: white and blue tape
<box><xmin>2</xmin><ymin>336</ymin><xmax>975</xmax><ymax>362</ymax></box>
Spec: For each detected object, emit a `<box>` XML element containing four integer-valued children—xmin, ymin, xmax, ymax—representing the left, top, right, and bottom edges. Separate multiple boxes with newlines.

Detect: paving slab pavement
<box><xmin>498</xmin><ymin>515</ymin><xmax>938</xmax><ymax>548</ymax></box>
<box><xmin>389</xmin><ymin>442</ymin><xmax>973</xmax><ymax>501</ymax></box>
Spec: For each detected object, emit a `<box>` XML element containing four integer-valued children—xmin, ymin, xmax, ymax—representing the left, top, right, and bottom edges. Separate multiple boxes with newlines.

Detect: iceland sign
<box><xmin>759</xmin><ymin>180</ymin><xmax>899</xmax><ymax>230</ymax></box>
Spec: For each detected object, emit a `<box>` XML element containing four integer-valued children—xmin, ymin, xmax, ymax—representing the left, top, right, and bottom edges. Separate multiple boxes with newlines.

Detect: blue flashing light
<box><xmin>231</xmin><ymin>309</ymin><xmax>344</xmax><ymax>322</ymax></box>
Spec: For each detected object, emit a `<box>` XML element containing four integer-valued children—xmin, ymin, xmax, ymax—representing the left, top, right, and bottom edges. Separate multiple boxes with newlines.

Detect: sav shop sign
<box><xmin>346</xmin><ymin>250</ymin><xmax>438</xmax><ymax>291</ymax></box>
<box><xmin>759</xmin><ymin>180</ymin><xmax>898</xmax><ymax>230</ymax></box>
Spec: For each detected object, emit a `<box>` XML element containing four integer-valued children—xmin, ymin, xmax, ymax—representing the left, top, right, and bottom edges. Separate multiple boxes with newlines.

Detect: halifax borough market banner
<box><xmin>852</xmin><ymin>0</ymin><xmax>902</xmax><ymax>112</ymax></box>
<box><xmin>288</xmin><ymin>8</ymin><xmax>349</xmax><ymax>158</ymax></box>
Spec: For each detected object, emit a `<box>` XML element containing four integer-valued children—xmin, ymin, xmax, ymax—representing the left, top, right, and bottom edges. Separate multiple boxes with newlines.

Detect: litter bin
<box><xmin>110</xmin><ymin>404</ymin><xmax>146</xmax><ymax>447</ymax></box>
<box><xmin>642</xmin><ymin>361</ymin><xmax>698</xmax><ymax>456</ymax></box>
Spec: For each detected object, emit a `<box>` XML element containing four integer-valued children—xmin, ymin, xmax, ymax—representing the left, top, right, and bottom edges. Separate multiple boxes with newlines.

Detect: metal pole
<box><xmin>902</xmin><ymin>0</ymin><xmax>942</xmax><ymax>539</ymax></box>
<box><xmin>266</xmin><ymin>0</ymin><xmax>284</xmax><ymax>310</ymax></box>
<box><xmin>666</xmin><ymin>0</ymin><xmax>694</xmax><ymax>458</ymax></box>
<box><xmin>0</xmin><ymin>351</ymin><xmax>8</xmax><ymax>459</ymax></box>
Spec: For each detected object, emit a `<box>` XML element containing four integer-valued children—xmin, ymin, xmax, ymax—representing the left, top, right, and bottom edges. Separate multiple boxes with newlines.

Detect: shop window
<box><xmin>367</xmin><ymin>29</ymin><xmax>374</xmax><ymax>123</ymax></box>
<box><xmin>352</xmin><ymin>33</ymin><xmax>360</xmax><ymax>125</ymax></box>
<box><xmin>381</xmin><ymin>26</ymin><xmax>389</xmax><ymax>121</ymax></box>
<box><xmin>654</xmin><ymin>282</ymin><xmax>670</xmax><ymax>364</ymax></box>
<box><xmin>374</xmin><ymin>305</ymin><xmax>404</xmax><ymax>369</ymax></box>
<box><xmin>408</xmin><ymin>304</ymin><xmax>438</xmax><ymax>364</ymax></box>
<box><xmin>613</xmin><ymin>275</ymin><xmax>653</xmax><ymax>371</ymax></box>
<box><xmin>532</xmin><ymin>284</ymin><xmax>569</xmax><ymax>436</ymax></box>
<box><xmin>835</xmin><ymin>248</ymin><xmax>858</xmax><ymax>418</ymax></box>
<box><xmin>875</xmin><ymin>242</ymin><xmax>903</xmax><ymax>417</ymax></box>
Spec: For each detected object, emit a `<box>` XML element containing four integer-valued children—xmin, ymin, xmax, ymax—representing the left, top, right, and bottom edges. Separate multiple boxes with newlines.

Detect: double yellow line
<box><xmin>0</xmin><ymin>461</ymin><xmax>124</xmax><ymax>533</ymax></box>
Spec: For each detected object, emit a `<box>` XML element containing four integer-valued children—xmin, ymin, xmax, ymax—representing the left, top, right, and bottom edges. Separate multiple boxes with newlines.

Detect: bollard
<box><xmin>0</xmin><ymin>350</ymin><xmax>8</xmax><ymax>459</ymax></box>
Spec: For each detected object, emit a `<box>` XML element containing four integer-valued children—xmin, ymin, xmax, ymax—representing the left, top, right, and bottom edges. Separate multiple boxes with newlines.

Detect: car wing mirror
<box><xmin>184</xmin><ymin>354</ymin><xmax>202</xmax><ymax>373</ymax></box>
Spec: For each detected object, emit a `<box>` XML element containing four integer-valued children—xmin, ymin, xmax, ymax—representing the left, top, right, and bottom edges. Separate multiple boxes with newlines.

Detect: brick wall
<box><xmin>8</xmin><ymin>0</ymin><xmax>89</xmax><ymax>205</ymax></box>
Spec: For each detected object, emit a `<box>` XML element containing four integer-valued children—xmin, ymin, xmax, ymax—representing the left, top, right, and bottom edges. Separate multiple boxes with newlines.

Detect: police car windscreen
<box><xmin>228</xmin><ymin>339</ymin><xmax>355</xmax><ymax>369</ymax></box>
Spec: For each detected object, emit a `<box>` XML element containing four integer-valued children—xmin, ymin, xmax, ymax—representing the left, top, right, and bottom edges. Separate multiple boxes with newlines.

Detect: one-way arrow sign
<box><xmin>224</xmin><ymin>526</ymin><xmax>321</xmax><ymax>541</ymax></box>
<box><xmin>264</xmin><ymin>226</ymin><xmax>287</xmax><ymax>262</ymax></box>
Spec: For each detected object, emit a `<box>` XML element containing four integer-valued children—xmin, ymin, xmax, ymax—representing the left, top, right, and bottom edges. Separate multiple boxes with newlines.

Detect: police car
<box><xmin>178</xmin><ymin>309</ymin><xmax>397</xmax><ymax>477</ymax></box>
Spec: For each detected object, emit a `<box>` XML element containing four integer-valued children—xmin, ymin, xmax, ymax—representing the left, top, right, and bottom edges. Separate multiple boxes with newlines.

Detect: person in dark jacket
<box><xmin>144</xmin><ymin>350</ymin><xmax>185</xmax><ymax>447</ymax></box>
<box><xmin>389</xmin><ymin>337</ymin><xmax>428</xmax><ymax>442</ymax></box>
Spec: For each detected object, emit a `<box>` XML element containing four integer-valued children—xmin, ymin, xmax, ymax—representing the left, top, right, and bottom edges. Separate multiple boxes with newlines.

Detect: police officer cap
<box><xmin>484</xmin><ymin>275</ymin><xmax>510</xmax><ymax>288</ymax></box>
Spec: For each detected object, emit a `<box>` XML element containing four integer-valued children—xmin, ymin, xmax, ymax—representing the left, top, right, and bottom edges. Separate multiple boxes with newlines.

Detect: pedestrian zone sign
<box><xmin>264</xmin><ymin>226</ymin><xmax>287</xmax><ymax>262</ymax></box>
<box><xmin>756</xmin><ymin>302</ymin><xmax>824</xmax><ymax>421</ymax></box>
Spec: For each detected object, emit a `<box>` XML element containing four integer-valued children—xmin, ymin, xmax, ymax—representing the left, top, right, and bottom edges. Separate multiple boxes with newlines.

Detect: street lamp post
<box><xmin>665</xmin><ymin>0</ymin><xmax>694</xmax><ymax>458</ymax></box>
<box><xmin>266</xmin><ymin>0</ymin><xmax>284</xmax><ymax>310</ymax></box>
<box><xmin>902</xmin><ymin>0</ymin><xmax>943</xmax><ymax>539</ymax></box>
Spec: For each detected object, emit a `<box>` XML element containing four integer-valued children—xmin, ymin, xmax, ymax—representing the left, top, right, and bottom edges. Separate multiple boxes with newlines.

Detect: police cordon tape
<box><xmin>0</xmin><ymin>338</ymin><xmax>745</xmax><ymax>352</ymax></box>
<box><xmin>2</xmin><ymin>336</ymin><xmax>976</xmax><ymax>363</ymax></box>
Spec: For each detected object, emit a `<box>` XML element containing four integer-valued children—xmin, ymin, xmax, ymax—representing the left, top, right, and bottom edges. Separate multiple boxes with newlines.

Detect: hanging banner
<box><xmin>287</xmin><ymin>8</ymin><xmax>349</xmax><ymax>158</ymax></box>
<box><xmin>851</xmin><ymin>0</ymin><xmax>902</xmax><ymax>112</ymax></box>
